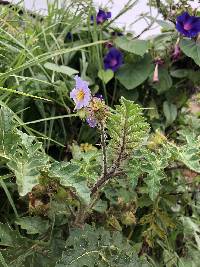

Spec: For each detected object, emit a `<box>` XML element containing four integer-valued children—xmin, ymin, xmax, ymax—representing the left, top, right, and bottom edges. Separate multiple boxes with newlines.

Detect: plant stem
<box><xmin>91</xmin><ymin>110</ymin><xmax>128</xmax><ymax>195</ymax></box>
<box><xmin>100</xmin><ymin>122</ymin><xmax>107</xmax><ymax>176</ymax></box>
<box><xmin>111</xmin><ymin>78</ymin><xmax>117</xmax><ymax>107</ymax></box>
<box><xmin>90</xmin><ymin>171</ymin><xmax>124</xmax><ymax>196</ymax></box>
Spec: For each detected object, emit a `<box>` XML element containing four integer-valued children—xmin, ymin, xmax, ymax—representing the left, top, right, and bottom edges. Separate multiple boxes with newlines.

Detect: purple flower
<box><xmin>105</xmin><ymin>41</ymin><xmax>113</xmax><ymax>49</ymax></box>
<box><xmin>172</xmin><ymin>43</ymin><xmax>181</xmax><ymax>61</ymax></box>
<box><xmin>64</xmin><ymin>32</ymin><xmax>72</xmax><ymax>43</ymax></box>
<box><xmin>153</xmin><ymin>57</ymin><xmax>164</xmax><ymax>66</ymax></box>
<box><xmin>176</xmin><ymin>12</ymin><xmax>200</xmax><ymax>38</ymax></box>
<box><xmin>104</xmin><ymin>48</ymin><xmax>123</xmax><ymax>72</ymax></box>
<box><xmin>86</xmin><ymin>116</ymin><xmax>97</xmax><ymax>128</ymax></box>
<box><xmin>70</xmin><ymin>76</ymin><xmax>91</xmax><ymax>110</ymax></box>
<box><xmin>66</xmin><ymin>32</ymin><xmax>72</xmax><ymax>40</ymax></box>
<box><xmin>94</xmin><ymin>94</ymin><xmax>104</xmax><ymax>100</ymax></box>
<box><xmin>91</xmin><ymin>9</ymin><xmax>111</xmax><ymax>24</ymax></box>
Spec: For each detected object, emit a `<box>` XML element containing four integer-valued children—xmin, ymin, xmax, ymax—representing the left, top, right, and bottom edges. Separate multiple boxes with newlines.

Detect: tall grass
<box><xmin>0</xmin><ymin>0</ymin><xmax>139</xmax><ymax>155</ymax></box>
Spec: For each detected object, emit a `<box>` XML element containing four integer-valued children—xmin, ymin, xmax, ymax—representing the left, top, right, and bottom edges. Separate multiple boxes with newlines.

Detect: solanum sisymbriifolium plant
<box><xmin>67</xmin><ymin>75</ymin><xmax>149</xmax><ymax>226</ymax></box>
<box><xmin>0</xmin><ymin>0</ymin><xmax>200</xmax><ymax>266</ymax></box>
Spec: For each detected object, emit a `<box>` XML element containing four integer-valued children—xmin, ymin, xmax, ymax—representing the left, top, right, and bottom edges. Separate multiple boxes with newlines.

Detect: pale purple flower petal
<box><xmin>70</xmin><ymin>76</ymin><xmax>91</xmax><ymax>110</ymax></box>
<box><xmin>86</xmin><ymin>117</ymin><xmax>97</xmax><ymax>128</ymax></box>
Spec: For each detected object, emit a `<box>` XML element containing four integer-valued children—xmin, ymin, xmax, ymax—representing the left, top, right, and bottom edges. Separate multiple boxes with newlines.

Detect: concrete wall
<box><xmin>9</xmin><ymin>0</ymin><xmax>200</xmax><ymax>38</ymax></box>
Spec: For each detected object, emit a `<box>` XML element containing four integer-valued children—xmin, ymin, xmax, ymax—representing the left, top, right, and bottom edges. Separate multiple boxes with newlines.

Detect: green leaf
<box><xmin>0</xmin><ymin>223</ymin><xmax>27</xmax><ymax>247</ymax></box>
<box><xmin>170</xmin><ymin>69</ymin><xmax>189</xmax><ymax>78</ymax></box>
<box><xmin>116</xmin><ymin>55</ymin><xmax>153</xmax><ymax>90</ymax></box>
<box><xmin>180</xmin><ymin>38</ymin><xmax>200</xmax><ymax>66</ymax></box>
<box><xmin>0</xmin><ymin>107</ymin><xmax>49</xmax><ymax>196</ymax></box>
<box><xmin>61</xmin><ymin>176</ymin><xmax>90</xmax><ymax>205</ymax></box>
<box><xmin>187</xmin><ymin>70</ymin><xmax>200</xmax><ymax>83</ymax></box>
<box><xmin>145</xmin><ymin>177</ymin><xmax>162</xmax><ymax>201</ymax></box>
<box><xmin>173</xmin><ymin>131</ymin><xmax>200</xmax><ymax>173</ymax></box>
<box><xmin>107</xmin><ymin>215</ymin><xmax>122</xmax><ymax>231</ymax></box>
<box><xmin>179</xmin><ymin>143</ymin><xmax>200</xmax><ymax>173</ymax></box>
<box><xmin>163</xmin><ymin>101</ymin><xmax>177</xmax><ymax>126</ymax></box>
<box><xmin>0</xmin><ymin>107</ymin><xmax>19</xmax><ymax>159</ymax></box>
<box><xmin>98</xmin><ymin>69</ymin><xmax>114</xmax><ymax>84</ymax></box>
<box><xmin>0</xmin><ymin>252</ymin><xmax>9</xmax><ymax>267</ymax></box>
<box><xmin>7</xmin><ymin>131</ymin><xmax>49</xmax><ymax>196</ymax></box>
<box><xmin>142</xmin><ymin>150</ymin><xmax>168</xmax><ymax>200</ymax></box>
<box><xmin>129</xmin><ymin>148</ymin><xmax>171</xmax><ymax>200</ymax></box>
<box><xmin>15</xmin><ymin>217</ymin><xmax>49</xmax><ymax>235</ymax></box>
<box><xmin>50</xmin><ymin>161</ymin><xmax>81</xmax><ymax>179</ymax></box>
<box><xmin>152</xmin><ymin>33</ymin><xmax>175</xmax><ymax>51</ymax></box>
<box><xmin>147</xmin><ymin>100</ymin><xmax>159</xmax><ymax>120</ymax></box>
<box><xmin>49</xmin><ymin>162</ymin><xmax>90</xmax><ymax>204</ymax></box>
<box><xmin>93</xmin><ymin>199</ymin><xmax>107</xmax><ymax>213</ymax></box>
<box><xmin>181</xmin><ymin>216</ymin><xmax>200</xmax><ymax>234</ymax></box>
<box><xmin>44</xmin><ymin>62</ymin><xmax>79</xmax><ymax>76</ymax></box>
<box><xmin>56</xmin><ymin>225</ymin><xmax>150</xmax><ymax>267</ymax></box>
<box><xmin>157</xmin><ymin>210</ymin><xmax>175</xmax><ymax>228</ymax></box>
<box><xmin>115</xmin><ymin>36</ymin><xmax>149</xmax><ymax>56</ymax></box>
<box><xmin>0</xmin><ymin>107</ymin><xmax>50</xmax><ymax>196</ymax></box>
<box><xmin>152</xmin><ymin>68</ymin><xmax>172</xmax><ymax>94</ymax></box>
<box><xmin>0</xmin><ymin>223</ymin><xmax>63</xmax><ymax>266</ymax></box>
<box><xmin>156</xmin><ymin>20</ymin><xmax>175</xmax><ymax>30</ymax></box>
<box><xmin>107</xmin><ymin>97</ymin><xmax>149</xmax><ymax>162</ymax></box>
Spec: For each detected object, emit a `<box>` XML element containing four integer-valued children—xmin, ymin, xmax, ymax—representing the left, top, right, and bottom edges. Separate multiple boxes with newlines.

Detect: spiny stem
<box><xmin>91</xmin><ymin>109</ymin><xmax>128</xmax><ymax>196</ymax></box>
<box><xmin>90</xmin><ymin>171</ymin><xmax>124</xmax><ymax>196</ymax></box>
<box><xmin>100</xmin><ymin>122</ymin><xmax>107</xmax><ymax>176</ymax></box>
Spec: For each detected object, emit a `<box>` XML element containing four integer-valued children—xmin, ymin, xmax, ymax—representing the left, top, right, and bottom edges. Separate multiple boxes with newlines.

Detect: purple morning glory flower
<box><xmin>70</xmin><ymin>76</ymin><xmax>91</xmax><ymax>110</ymax></box>
<box><xmin>176</xmin><ymin>12</ymin><xmax>200</xmax><ymax>38</ymax></box>
<box><xmin>104</xmin><ymin>47</ymin><xmax>123</xmax><ymax>72</ymax></box>
<box><xmin>86</xmin><ymin>116</ymin><xmax>97</xmax><ymax>128</ymax></box>
<box><xmin>91</xmin><ymin>9</ymin><xmax>111</xmax><ymax>24</ymax></box>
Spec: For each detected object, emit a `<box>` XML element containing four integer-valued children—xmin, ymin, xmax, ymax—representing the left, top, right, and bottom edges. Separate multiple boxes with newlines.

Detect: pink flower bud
<box><xmin>153</xmin><ymin>63</ymin><xmax>159</xmax><ymax>83</ymax></box>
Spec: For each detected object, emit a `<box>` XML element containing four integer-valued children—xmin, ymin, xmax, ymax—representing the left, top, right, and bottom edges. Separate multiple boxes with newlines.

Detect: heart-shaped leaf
<box><xmin>115</xmin><ymin>36</ymin><xmax>149</xmax><ymax>56</ymax></box>
<box><xmin>116</xmin><ymin>55</ymin><xmax>153</xmax><ymax>90</ymax></box>
<box><xmin>180</xmin><ymin>38</ymin><xmax>200</xmax><ymax>66</ymax></box>
<box><xmin>98</xmin><ymin>69</ymin><xmax>114</xmax><ymax>84</ymax></box>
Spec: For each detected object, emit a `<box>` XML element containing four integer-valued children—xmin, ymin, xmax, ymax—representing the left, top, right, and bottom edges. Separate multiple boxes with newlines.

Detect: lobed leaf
<box><xmin>107</xmin><ymin>97</ymin><xmax>149</xmax><ymax>164</ymax></box>
<box><xmin>7</xmin><ymin>131</ymin><xmax>49</xmax><ymax>196</ymax></box>
<box><xmin>56</xmin><ymin>225</ymin><xmax>150</xmax><ymax>267</ymax></box>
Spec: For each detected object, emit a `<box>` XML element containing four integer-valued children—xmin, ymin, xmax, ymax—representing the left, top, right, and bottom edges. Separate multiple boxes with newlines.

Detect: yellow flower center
<box><xmin>76</xmin><ymin>89</ymin><xmax>85</xmax><ymax>101</ymax></box>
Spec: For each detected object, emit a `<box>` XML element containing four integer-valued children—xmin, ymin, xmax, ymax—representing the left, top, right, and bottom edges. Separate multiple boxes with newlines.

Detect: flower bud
<box><xmin>153</xmin><ymin>63</ymin><xmax>159</xmax><ymax>83</ymax></box>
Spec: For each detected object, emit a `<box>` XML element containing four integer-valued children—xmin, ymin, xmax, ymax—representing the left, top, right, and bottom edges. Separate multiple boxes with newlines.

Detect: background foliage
<box><xmin>0</xmin><ymin>0</ymin><xmax>200</xmax><ymax>266</ymax></box>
